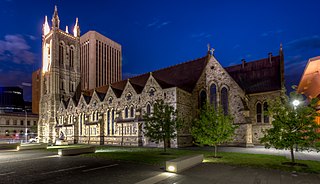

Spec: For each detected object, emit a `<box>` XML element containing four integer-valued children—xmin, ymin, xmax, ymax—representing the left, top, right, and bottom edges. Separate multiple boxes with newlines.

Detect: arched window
<box><xmin>70</xmin><ymin>47</ymin><xmax>74</xmax><ymax>68</ymax></box>
<box><xmin>59</xmin><ymin>43</ymin><xmax>64</xmax><ymax>66</ymax></box>
<box><xmin>199</xmin><ymin>90</ymin><xmax>207</xmax><ymax>109</ymax></box>
<box><xmin>107</xmin><ymin>110</ymin><xmax>110</xmax><ymax>135</ymax></box>
<box><xmin>256</xmin><ymin>103</ymin><xmax>262</xmax><ymax>123</ymax></box>
<box><xmin>210</xmin><ymin>84</ymin><xmax>217</xmax><ymax>109</ymax></box>
<box><xmin>263</xmin><ymin>102</ymin><xmax>269</xmax><ymax>123</ymax></box>
<box><xmin>130</xmin><ymin>106</ymin><xmax>134</xmax><ymax>118</ymax></box>
<box><xmin>125</xmin><ymin>107</ymin><xmax>128</xmax><ymax>118</ymax></box>
<box><xmin>221</xmin><ymin>87</ymin><xmax>229</xmax><ymax>115</ymax></box>
<box><xmin>146</xmin><ymin>104</ymin><xmax>151</xmax><ymax>115</ymax></box>
<box><xmin>112</xmin><ymin>110</ymin><xmax>115</xmax><ymax>134</ymax></box>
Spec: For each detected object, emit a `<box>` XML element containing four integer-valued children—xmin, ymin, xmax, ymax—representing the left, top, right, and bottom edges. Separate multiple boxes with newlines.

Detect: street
<box><xmin>0</xmin><ymin>149</ymin><xmax>162</xmax><ymax>184</ymax></box>
<box><xmin>1</xmin><ymin>149</ymin><xmax>320</xmax><ymax>184</ymax></box>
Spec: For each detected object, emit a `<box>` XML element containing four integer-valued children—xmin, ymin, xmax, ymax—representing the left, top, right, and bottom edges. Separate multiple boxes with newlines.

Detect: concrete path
<box><xmin>182</xmin><ymin>146</ymin><xmax>320</xmax><ymax>161</ymax></box>
<box><xmin>157</xmin><ymin>163</ymin><xmax>320</xmax><ymax>184</ymax></box>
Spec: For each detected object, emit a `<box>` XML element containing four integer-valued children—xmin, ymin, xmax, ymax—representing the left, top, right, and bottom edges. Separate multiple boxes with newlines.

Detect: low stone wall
<box><xmin>18</xmin><ymin>143</ymin><xmax>47</xmax><ymax>150</ymax></box>
<box><xmin>0</xmin><ymin>143</ymin><xmax>20</xmax><ymax>149</ymax></box>
<box><xmin>58</xmin><ymin>146</ymin><xmax>96</xmax><ymax>156</ymax></box>
<box><xmin>166</xmin><ymin>154</ymin><xmax>203</xmax><ymax>173</ymax></box>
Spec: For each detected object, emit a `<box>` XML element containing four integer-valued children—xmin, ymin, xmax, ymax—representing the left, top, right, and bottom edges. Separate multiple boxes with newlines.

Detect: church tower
<box><xmin>38</xmin><ymin>6</ymin><xmax>81</xmax><ymax>143</ymax></box>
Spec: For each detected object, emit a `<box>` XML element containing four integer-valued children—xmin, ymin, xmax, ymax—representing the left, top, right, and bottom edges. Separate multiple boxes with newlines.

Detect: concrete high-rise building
<box><xmin>80</xmin><ymin>31</ymin><xmax>122</xmax><ymax>90</ymax></box>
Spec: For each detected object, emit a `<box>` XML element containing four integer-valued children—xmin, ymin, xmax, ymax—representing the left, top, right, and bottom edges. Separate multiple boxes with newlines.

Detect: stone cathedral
<box><xmin>38</xmin><ymin>7</ymin><xmax>285</xmax><ymax>147</ymax></box>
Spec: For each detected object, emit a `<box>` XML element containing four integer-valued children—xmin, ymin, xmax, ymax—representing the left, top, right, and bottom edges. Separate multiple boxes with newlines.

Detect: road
<box><xmin>0</xmin><ymin>149</ymin><xmax>162</xmax><ymax>184</ymax></box>
<box><xmin>1</xmin><ymin>149</ymin><xmax>320</xmax><ymax>184</ymax></box>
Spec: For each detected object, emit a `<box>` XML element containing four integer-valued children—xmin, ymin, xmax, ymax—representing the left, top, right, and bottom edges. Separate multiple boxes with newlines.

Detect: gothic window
<box><xmin>146</xmin><ymin>104</ymin><xmax>151</xmax><ymax>115</ymax></box>
<box><xmin>108</xmin><ymin>97</ymin><xmax>113</xmax><ymax>104</ymax></box>
<box><xmin>60</xmin><ymin>80</ymin><xmax>64</xmax><ymax>90</ymax></box>
<box><xmin>130</xmin><ymin>106</ymin><xmax>134</xmax><ymax>117</ymax></box>
<box><xmin>95</xmin><ymin>111</ymin><xmax>99</xmax><ymax>121</ymax></box>
<box><xmin>263</xmin><ymin>102</ymin><xmax>269</xmax><ymax>123</ymax></box>
<box><xmin>199</xmin><ymin>90</ymin><xmax>207</xmax><ymax>109</ymax></box>
<box><xmin>112</xmin><ymin>110</ymin><xmax>115</xmax><ymax>134</ymax></box>
<box><xmin>70</xmin><ymin>47</ymin><xmax>74</xmax><ymax>68</ymax></box>
<box><xmin>221</xmin><ymin>87</ymin><xmax>229</xmax><ymax>115</ymax></box>
<box><xmin>107</xmin><ymin>110</ymin><xmax>110</xmax><ymax>135</ymax></box>
<box><xmin>149</xmin><ymin>88</ymin><xmax>155</xmax><ymax>96</ymax></box>
<box><xmin>59</xmin><ymin>43</ymin><xmax>64</xmax><ymax>66</ymax></box>
<box><xmin>125</xmin><ymin>107</ymin><xmax>128</xmax><ymax>118</ymax></box>
<box><xmin>210</xmin><ymin>84</ymin><xmax>217</xmax><ymax>109</ymax></box>
<box><xmin>256</xmin><ymin>103</ymin><xmax>262</xmax><ymax>123</ymax></box>
<box><xmin>126</xmin><ymin>93</ymin><xmax>132</xmax><ymax>101</ymax></box>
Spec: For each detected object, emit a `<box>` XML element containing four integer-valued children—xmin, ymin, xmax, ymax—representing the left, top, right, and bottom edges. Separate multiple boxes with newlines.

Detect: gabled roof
<box><xmin>110</xmin><ymin>80</ymin><xmax>127</xmax><ymax>97</ymax></box>
<box><xmin>83</xmin><ymin>94</ymin><xmax>91</xmax><ymax>104</ymax></box>
<box><xmin>152</xmin><ymin>56</ymin><xmax>208</xmax><ymax>92</ymax></box>
<box><xmin>96</xmin><ymin>91</ymin><xmax>106</xmax><ymax>101</ymax></box>
<box><xmin>225</xmin><ymin>55</ymin><xmax>283</xmax><ymax>94</ymax></box>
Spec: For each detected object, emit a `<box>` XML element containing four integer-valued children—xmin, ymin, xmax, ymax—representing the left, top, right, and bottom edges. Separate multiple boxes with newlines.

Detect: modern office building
<box><xmin>80</xmin><ymin>31</ymin><xmax>122</xmax><ymax>90</ymax></box>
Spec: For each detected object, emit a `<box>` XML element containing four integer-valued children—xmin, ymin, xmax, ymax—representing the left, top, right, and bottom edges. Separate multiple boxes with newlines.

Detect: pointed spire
<box><xmin>279</xmin><ymin>42</ymin><xmax>284</xmax><ymax>60</ymax></box>
<box><xmin>73</xmin><ymin>17</ymin><xmax>80</xmax><ymax>37</ymax></box>
<box><xmin>43</xmin><ymin>15</ymin><xmax>50</xmax><ymax>36</ymax></box>
<box><xmin>65</xmin><ymin>26</ymin><xmax>69</xmax><ymax>33</ymax></box>
<box><xmin>51</xmin><ymin>5</ymin><xmax>60</xmax><ymax>29</ymax></box>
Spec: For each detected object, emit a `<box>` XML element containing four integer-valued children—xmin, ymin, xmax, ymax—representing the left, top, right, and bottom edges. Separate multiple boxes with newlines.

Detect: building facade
<box><xmin>80</xmin><ymin>31</ymin><xmax>122</xmax><ymax>90</ymax></box>
<box><xmin>297</xmin><ymin>56</ymin><xmax>320</xmax><ymax>126</ymax></box>
<box><xmin>0</xmin><ymin>112</ymin><xmax>38</xmax><ymax>141</ymax></box>
<box><xmin>53</xmin><ymin>49</ymin><xmax>284</xmax><ymax>147</ymax></box>
<box><xmin>32</xmin><ymin>69</ymin><xmax>41</xmax><ymax>114</ymax></box>
<box><xmin>38</xmin><ymin>6</ymin><xmax>122</xmax><ymax>143</ymax></box>
<box><xmin>39</xmin><ymin>7</ymin><xmax>284</xmax><ymax>146</ymax></box>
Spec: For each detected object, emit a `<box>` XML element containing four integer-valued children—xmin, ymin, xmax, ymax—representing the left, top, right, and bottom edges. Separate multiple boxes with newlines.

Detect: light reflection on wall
<box><xmin>42</xmin><ymin>41</ymin><xmax>52</xmax><ymax>74</ymax></box>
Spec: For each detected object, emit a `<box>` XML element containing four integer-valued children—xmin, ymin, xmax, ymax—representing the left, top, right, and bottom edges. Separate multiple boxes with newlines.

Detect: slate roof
<box><xmin>224</xmin><ymin>55</ymin><xmax>283</xmax><ymax>94</ymax></box>
<box><xmin>74</xmin><ymin>53</ymin><xmax>283</xmax><ymax>104</ymax></box>
<box><xmin>152</xmin><ymin>56</ymin><xmax>208</xmax><ymax>92</ymax></box>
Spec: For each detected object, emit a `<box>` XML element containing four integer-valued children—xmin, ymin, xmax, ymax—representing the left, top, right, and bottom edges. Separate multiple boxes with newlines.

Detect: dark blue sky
<box><xmin>1</xmin><ymin>0</ymin><xmax>320</xmax><ymax>101</ymax></box>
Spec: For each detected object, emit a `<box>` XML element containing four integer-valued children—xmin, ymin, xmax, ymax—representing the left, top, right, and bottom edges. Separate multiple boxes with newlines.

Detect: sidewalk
<box><xmin>181</xmin><ymin>146</ymin><xmax>320</xmax><ymax>161</ymax></box>
<box><xmin>158</xmin><ymin>162</ymin><xmax>320</xmax><ymax>184</ymax></box>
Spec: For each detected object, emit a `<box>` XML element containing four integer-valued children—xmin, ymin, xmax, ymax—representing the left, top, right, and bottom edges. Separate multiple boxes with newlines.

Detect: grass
<box><xmin>83</xmin><ymin>146</ymin><xmax>320</xmax><ymax>173</ymax></box>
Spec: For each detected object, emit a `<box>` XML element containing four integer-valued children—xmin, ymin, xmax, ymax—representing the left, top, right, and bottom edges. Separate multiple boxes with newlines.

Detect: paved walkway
<box><xmin>182</xmin><ymin>146</ymin><xmax>320</xmax><ymax>161</ymax></box>
<box><xmin>158</xmin><ymin>163</ymin><xmax>320</xmax><ymax>184</ymax></box>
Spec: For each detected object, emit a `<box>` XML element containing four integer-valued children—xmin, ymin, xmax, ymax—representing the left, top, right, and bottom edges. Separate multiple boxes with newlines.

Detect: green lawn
<box><xmin>84</xmin><ymin>146</ymin><xmax>320</xmax><ymax>173</ymax></box>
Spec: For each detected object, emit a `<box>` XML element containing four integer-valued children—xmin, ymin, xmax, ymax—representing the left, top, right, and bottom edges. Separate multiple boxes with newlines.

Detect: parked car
<box><xmin>29</xmin><ymin>137</ymin><xmax>38</xmax><ymax>143</ymax></box>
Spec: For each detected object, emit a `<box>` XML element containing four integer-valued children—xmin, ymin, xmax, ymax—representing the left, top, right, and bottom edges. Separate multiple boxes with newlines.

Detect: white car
<box><xmin>29</xmin><ymin>137</ymin><xmax>38</xmax><ymax>143</ymax></box>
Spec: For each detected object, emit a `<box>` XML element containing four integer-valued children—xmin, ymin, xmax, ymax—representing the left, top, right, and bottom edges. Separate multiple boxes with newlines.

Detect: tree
<box><xmin>260</xmin><ymin>92</ymin><xmax>320</xmax><ymax>163</ymax></box>
<box><xmin>191</xmin><ymin>104</ymin><xmax>236</xmax><ymax>157</ymax></box>
<box><xmin>143</xmin><ymin>100</ymin><xmax>181</xmax><ymax>152</ymax></box>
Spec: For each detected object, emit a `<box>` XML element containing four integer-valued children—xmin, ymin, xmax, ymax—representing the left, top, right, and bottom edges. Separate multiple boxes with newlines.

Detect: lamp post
<box><xmin>292</xmin><ymin>99</ymin><xmax>300</xmax><ymax>151</ymax></box>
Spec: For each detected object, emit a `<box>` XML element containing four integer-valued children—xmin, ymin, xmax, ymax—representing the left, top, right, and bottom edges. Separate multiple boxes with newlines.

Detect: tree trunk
<box><xmin>214</xmin><ymin>145</ymin><xmax>217</xmax><ymax>157</ymax></box>
<box><xmin>290</xmin><ymin>146</ymin><xmax>295</xmax><ymax>163</ymax></box>
<box><xmin>163</xmin><ymin>138</ymin><xmax>167</xmax><ymax>152</ymax></box>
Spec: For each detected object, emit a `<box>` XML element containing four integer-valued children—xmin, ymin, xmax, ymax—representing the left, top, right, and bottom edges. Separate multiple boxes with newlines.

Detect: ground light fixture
<box><xmin>167</xmin><ymin>165</ymin><xmax>176</xmax><ymax>172</ymax></box>
<box><xmin>16</xmin><ymin>145</ymin><xmax>20</xmax><ymax>151</ymax></box>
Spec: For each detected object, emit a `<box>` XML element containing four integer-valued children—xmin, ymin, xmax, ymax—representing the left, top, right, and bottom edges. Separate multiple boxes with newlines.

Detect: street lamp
<box><xmin>292</xmin><ymin>99</ymin><xmax>300</xmax><ymax>110</ymax></box>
